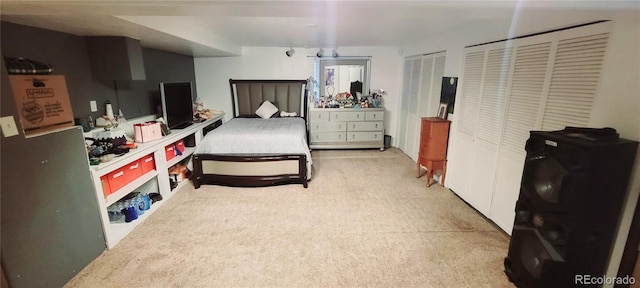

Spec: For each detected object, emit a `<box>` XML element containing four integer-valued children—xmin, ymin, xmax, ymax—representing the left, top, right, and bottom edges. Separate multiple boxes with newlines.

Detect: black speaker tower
<box><xmin>504</xmin><ymin>127</ymin><xmax>638</xmax><ymax>288</ymax></box>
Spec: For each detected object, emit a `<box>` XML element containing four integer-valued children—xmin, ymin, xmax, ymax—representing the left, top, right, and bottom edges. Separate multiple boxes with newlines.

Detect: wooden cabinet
<box><xmin>416</xmin><ymin>117</ymin><xmax>450</xmax><ymax>187</ymax></box>
<box><xmin>309</xmin><ymin>108</ymin><xmax>385</xmax><ymax>149</ymax></box>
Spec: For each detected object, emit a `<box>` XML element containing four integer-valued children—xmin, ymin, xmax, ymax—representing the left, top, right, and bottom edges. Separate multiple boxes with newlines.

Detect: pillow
<box><xmin>255</xmin><ymin>100</ymin><xmax>279</xmax><ymax>119</ymax></box>
<box><xmin>280</xmin><ymin>111</ymin><xmax>298</xmax><ymax>117</ymax></box>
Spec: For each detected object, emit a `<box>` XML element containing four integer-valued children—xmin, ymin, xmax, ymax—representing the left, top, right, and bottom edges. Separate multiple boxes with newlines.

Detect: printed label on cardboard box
<box><xmin>9</xmin><ymin>75</ymin><xmax>74</xmax><ymax>136</ymax></box>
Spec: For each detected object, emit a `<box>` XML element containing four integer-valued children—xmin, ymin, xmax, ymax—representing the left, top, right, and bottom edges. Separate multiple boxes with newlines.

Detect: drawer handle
<box><xmin>335</xmin><ymin>114</ymin><xmax>338</xmax><ymax>119</ymax></box>
<box><xmin>375</xmin><ymin>134</ymin><xmax>378</xmax><ymax>139</ymax></box>
<box><xmin>357</xmin><ymin>114</ymin><xmax>360</xmax><ymax>119</ymax></box>
<box><xmin>315</xmin><ymin>124</ymin><xmax>319</xmax><ymax>130</ymax></box>
<box><xmin>339</xmin><ymin>124</ymin><xmax>342</xmax><ymax>129</ymax></box>
<box><xmin>375</xmin><ymin>124</ymin><xmax>378</xmax><ymax>129</ymax></box>
<box><xmin>113</xmin><ymin>171</ymin><xmax>124</xmax><ymax>178</ymax></box>
<box><xmin>145</xmin><ymin>157</ymin><xmax>153</xmax><ymax>163</ymax></box>
<box><xmin>167</xmin><ymin>147</ymin><xmax>174</xmax><ymax>151</ymax></box>
<box><xmin>338</xmin><ymin>134</ymin><xmax>342</xmax><ymax>139</ymax></box>
<box><xmin>373</xmin><ymin>114</ymin><xmax>377</xmax><ymax>118</ymax></box>
<box><xmin>353</xmin><ymin>124</ymin><xmax>356</xmax><ymax>129</ymax></box>
<box><xmin>352</xmin><ymin>134</ymin><xmax>355</xmax><ymax>139</ymax></box>
<box><xmin>130</xmin><ymin>163</ymin><xmax>139</xmax><ymax>170</ymax></box>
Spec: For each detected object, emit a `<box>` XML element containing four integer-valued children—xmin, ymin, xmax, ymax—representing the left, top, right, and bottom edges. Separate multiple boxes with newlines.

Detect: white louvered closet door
<box><xmin>398</xmin><ymin>53</ymin><xmax>447</xmax><ymax>161</ymax></box>
<box><xmin>398</xmin><ymin>59</ymin><xmax>413</xmax><ymax>153</ymax></box>
<box><xmin>541</xmin><ymin>32</ymin><xmax>610</xmax><ymax>130</ymax></box>
<box><xmin>446</xmin><ymin>47</ymin><xmax>485</xmax><ymax>199</ymax></box>
<box><xmin>501</xmin><ymin>41</ymin><xmax>553</xmax><ymax>155</ymax></box>
<box><xmin>489</xmin><ymin>23</ymin><xmax>611</xmax><ymax>234</ymax></box>
<box><xmin>464</xmin><ymin>45</ymin><xmax>515</xmax><ymax>215</ymax></box>
<box><xmin>404</xmin><ymin>58</ymin><xmax>423</xmax><ymax>161</ymax></box>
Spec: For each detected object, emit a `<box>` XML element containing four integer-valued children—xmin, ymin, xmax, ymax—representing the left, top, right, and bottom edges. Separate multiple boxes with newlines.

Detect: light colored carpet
<box><xmin>65</xmin><ymin>148</ymin><xmax>515</xmax><ymax>288</ymax></box>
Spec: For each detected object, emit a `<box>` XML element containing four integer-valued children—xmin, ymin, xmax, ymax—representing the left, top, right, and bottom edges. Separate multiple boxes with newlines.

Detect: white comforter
<box><xmin>194</xmin><ymin>117</ymin><xmax>312</xmax><ymax>179</ymax></box>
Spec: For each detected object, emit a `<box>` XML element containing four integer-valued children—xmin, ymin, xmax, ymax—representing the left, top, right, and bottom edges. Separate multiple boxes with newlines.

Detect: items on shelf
<box><xmin>107</xmin><ymin>192</ymin><xmax>154</xmax><ymax>224</ymax></box>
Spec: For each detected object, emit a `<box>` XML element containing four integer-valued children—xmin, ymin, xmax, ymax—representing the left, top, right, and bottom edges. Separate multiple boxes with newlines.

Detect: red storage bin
<box><xmin>125</xmin><ymin>160</ymin><xmax>143</xmax><ymax>182</ymax></box>
<box><xmin>165</xmin><ymin>144</ymin><xmax>176</xmax><ymax>161</ymax></box>
<box><xmin>100</xmin><ymin>175</ymin><xmax>112</xmax><ymax>196</ymax></box>
<box><xmin>140</xmin><ymin>154</ymin><xmax>155</xmax><ymax>173</ymax></box>
<box><xmin>105</xmin><ymin>166</ymin><xmax>128</xmax><ymax>194</ymax></box>
<box><xmin>104</xmin><ymin>159</ymin><xmax>143</xmax><ymax>195</ymax></box>
<box><xmin>175</xmin><ymin>139</ymin><xmax>185</xmax><ymax>153</ymax></box>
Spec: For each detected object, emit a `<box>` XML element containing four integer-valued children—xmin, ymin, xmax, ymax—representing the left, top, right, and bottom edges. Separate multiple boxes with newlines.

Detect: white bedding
<box><xmin>194</xmin><ymin>117</ymin><xmax>312</xmax><ymax>179</ymax></box>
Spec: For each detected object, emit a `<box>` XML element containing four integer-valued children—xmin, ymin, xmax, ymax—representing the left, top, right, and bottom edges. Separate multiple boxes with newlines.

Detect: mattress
<box><xmin>194</xmin><ymin>117</ymin><xmax>312</xmax><ymax>178</ymax></box>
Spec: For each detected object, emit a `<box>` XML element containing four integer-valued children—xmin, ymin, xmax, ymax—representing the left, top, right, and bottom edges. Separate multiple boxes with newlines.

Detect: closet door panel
<box><xmin>501</xmin><ymin>41</ymin><xmax>553</xmax><ymax>155</ymax></box>
<box><xmin>466</xmin><ymin>138</ymin><xmax>499</xmax><ymax>215</ymax></box>
<box><xmin>406</xmin><ymin>58</ymin><xmax>423</xmax><ymax>161</ymax></box>
<box><xmin>456</xmin><ymin>50</ymin><xmax>485</xmax><ymax>136</ymax></box>
<box><xmin>446</xmin><ymin>47</ymin><xmax>485</xmax><ymax>196</ymax></box>
<box><xmin>398</xmin><ymin>59</ymin><xmax>412</xmax><ymax>153</ymax></box>
<box><xmin>418</xmin><ymin>57</ymin><xmax>433</xmax><ymax>117</ymax></box>
<box><xmin>541</xmin><ymin>32</ymin><xmax>610</xmax><ymax>130</ymax></box>
<box><xmin>447</xmin><ymin>131</ymin><xmax>474</xmax><ymax>198</ymax></box>
<box><xmin>477</xmin><ymin>47</ymin><xmax>513</xmax><ymax>145</ymax></box>
<box><xmin>490</xmin><ymin>149</ymin><xmax>526</xmax><ymax>234</ymax></box>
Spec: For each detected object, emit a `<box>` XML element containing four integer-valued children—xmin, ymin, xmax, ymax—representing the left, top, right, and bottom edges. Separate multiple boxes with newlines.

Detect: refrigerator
<box><xmin>1</xmin><ymin>59</ymin><xmax>106</xmax><ymax>287</ymax></box>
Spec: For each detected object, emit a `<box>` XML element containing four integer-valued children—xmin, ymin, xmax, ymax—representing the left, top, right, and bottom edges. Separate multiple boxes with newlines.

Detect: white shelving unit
<box><xmin>88</xmin><ymin>114</ymin><xmax>224</xmax><ymax>249</ymax></box>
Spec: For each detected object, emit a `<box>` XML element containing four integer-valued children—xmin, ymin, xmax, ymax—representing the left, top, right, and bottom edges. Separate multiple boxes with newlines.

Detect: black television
<box><xmin>160</xmin><ymin>82</ymin><xmax>194</xmax><ymax>129</ymax></box>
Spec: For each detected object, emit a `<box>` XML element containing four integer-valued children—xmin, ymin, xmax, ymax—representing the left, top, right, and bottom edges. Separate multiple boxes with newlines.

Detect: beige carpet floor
<box><xmin>65</xmin><ymin>148</ymin><xmax>515</xmax><ymax>288</ymax></box>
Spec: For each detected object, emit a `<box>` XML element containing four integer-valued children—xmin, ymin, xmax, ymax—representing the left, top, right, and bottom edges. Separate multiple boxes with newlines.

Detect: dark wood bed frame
<box><xmin>192</xmin><ymin>79</ymin><xmax>310</xmax><ymax>188</ymax></box>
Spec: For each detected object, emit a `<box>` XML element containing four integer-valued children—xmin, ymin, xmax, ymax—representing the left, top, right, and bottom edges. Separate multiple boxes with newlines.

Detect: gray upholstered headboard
<box><xmin>229</xmin><ymin>79</ymin><xmax>308</xmax><ymax>118</ymax></box>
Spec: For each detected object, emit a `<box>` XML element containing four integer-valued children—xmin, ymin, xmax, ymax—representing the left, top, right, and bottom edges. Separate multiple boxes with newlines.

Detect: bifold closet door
<box><xmin>398</xmin><ymin>58</ymin><xmax>412</xmax><ymax>153</ymax></box>
<box><xmin>405</xmin><ymin>58</ymin><xmax>423</xmax><ymax>161</ymax></box>
<box><xmin>449</xmin><ymin>21</ymin><xmax>612</xmax><ymax>235</ymax></box>
<box><xmin>490</xmin><ymin>23</ymin><xmax>611</xmax><ymax>233</ymax></box>
<box><xmin>447</xmin><ymin>44</ymin><xmax>512</xmax><ymax>215</ymax></box>
<box><xmin>398</xmin><ymin>53</ymin><xmax>446</xmax><ymax>162</ymax></box>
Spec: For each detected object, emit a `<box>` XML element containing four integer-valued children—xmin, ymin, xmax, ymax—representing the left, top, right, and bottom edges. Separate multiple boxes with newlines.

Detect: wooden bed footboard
<box><xmin>192</xmin><ymin>154</ymin><xmax>308</xmax><ymax>188</ymax></box>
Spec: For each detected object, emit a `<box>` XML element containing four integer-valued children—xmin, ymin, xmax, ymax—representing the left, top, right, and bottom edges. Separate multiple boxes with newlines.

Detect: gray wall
<box><xmin>1</xmin><ymin>21</ymin><xmax>198</xmax><ymax>119</ymax></box>
<box><xmin>0</xmin><ymin>21</ymin><xmax>199</xmax><ymax>287</ymax></box>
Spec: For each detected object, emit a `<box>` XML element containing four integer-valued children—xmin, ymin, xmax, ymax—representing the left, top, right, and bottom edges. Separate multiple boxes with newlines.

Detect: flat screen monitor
<box><xmin>160</xmin><ymin>82</ymin><xmax>194</xmax><ymax>129</ymax></box>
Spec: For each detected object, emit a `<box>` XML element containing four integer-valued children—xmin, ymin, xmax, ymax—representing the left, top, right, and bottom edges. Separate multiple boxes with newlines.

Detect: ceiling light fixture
<box><xmin>316</xmin><ymin>48</ymin><xmax>324</xmax><ymax>58</ymax></box>
<box><xmin>285</xmin><ymin>47</ymin><xmax>295</xmax><ymax>57</ymax></box>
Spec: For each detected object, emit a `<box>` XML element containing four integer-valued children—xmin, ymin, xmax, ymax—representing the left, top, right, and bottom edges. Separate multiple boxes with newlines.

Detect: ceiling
<box><xmin>1</xmin><ymin>0</ymin><xmax>638</xmax><ymax>57</ymax></box>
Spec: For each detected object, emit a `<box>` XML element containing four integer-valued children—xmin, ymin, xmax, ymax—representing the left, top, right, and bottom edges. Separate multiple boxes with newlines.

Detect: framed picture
<box><xmin>437</xmin><ymin>103</ymin><xmax>449</xmax><ymax>119</ymax></box>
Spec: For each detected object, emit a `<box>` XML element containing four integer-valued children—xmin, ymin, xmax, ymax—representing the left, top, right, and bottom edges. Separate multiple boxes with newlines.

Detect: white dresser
<box><xmin>309</xmin><ymin>108</ymin><xmax>385</xmax><ymax>149</ymax></box>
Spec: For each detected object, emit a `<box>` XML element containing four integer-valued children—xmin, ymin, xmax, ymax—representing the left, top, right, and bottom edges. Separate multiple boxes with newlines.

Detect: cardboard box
<box><xmin>8</xmin><ymin>75</ymin><xmax>74</xmax><ymax>136</ymax></box>
<box><xmin>134</xmin><ymin>121</ymin><xmax>162</xmax><ymax>143</ymax></box>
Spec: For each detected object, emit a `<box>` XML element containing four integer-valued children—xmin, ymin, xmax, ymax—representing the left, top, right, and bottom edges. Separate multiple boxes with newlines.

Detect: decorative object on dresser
<box><xmin>437</xmin><ymin>103</ymin><xmax>449</xmax><ymax>120</ymax></box>
<box><xmin>416</xmin><ymin>117</ymin><xmax>451</xmax><ymax>187</ymax></box>
<box><xmin>309</xmin><ymin>107</ymin><xmax>385</xmax><ymax>150</ymax></box>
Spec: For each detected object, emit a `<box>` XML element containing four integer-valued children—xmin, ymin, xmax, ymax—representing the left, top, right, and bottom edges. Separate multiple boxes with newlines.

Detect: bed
<box><xmin>191</xmin><ymin>79</ymin><xmax>311</xmax><ymax>188</ymax></box>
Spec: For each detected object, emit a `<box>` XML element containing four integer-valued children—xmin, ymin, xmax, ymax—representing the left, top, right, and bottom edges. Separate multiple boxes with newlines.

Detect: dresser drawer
<box><xmin>331</xmin><ymin>111</ymin><xmax>365</xmax><ymax>122</ymax></box>
<box><xmin>309</xmin><ymin>111</ymin><xmax>330</xmax><ymax>122</ymax></box>
<box><xmin>365</xmin><ymin>111</ymin><xmax>384</xmax><ymax>121</ymax></box>
<box><xmin>311</xmin><ymin>131</ymin><xmax>347</xmax><ymax>142</ymax></box>
<box><xmin>310</xmin><ymin>122</ymin><xmax>347</xmax><ymax>132</ymax></box>
<box><xmin>347</xmin><ymin>131</ymin><xmax>383</xmax><ymax>142</ymax></box>
<box><xmin>349</xmin><ymin>121</ymin><xmax>383</xmax><ymax>132</ymax></box>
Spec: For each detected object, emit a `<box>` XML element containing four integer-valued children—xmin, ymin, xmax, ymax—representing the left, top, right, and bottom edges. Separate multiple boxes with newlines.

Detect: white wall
<box><xmin>193</xmin><ymin>46</ymin><xmax>402</xmax><ymax>142</ymax></box>
<box><xmin>403</xmin><ymin>12</ymin><xmax>640</xmax><ymax>284</ymax></box>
